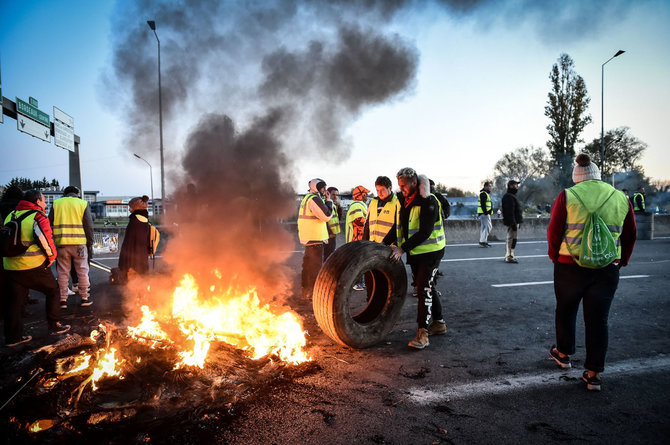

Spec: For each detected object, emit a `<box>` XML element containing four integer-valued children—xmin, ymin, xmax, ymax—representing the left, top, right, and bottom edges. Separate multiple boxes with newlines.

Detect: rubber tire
<box><xmin>313</xmin><ymin>240</ymin><xmax>407</xmax><ymax>349</ymax></box>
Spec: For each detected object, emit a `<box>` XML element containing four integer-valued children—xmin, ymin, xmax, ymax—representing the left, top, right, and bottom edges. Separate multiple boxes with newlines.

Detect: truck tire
<box><xmin>313</xmin><ymin>241</ymin><xmax>407</xmax><ymax>348</ymax></box>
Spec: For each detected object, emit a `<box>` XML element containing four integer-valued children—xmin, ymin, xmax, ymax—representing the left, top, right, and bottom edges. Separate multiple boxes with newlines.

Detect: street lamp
<box><xmin>601</xmin><ymin>50</ymin><xmax>625</xmax><ymax>174</ymax></box>
<box><xmin>134</xmin><ymin>153</ymin><xmax>155</xmax><ymax>216</ymax></box>
<box><xmin>147</xmin><ymin>20</ymin><xmax>165</xmax><ymax>213</ymax></box>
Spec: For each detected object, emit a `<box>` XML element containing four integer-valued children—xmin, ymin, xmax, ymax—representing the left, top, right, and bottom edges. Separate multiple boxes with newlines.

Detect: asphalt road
<box><xmin>1</xmin><ymin>236</ymin><xmax>669</xmax><ymax>444</ymax></box>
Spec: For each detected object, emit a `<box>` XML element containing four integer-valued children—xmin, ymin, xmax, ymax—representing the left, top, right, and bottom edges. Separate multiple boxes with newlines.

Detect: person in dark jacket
<box><xmin>118</xmin><ymin>196</ymin><xmax>153</xmax><ymax>279</ymax></box>
<box><xmin>501</xmin><ymin>180</ymin><xmax>523</xmax><ymax>263</ymax></box>
<box><xmin>390</xmin><ymin>168</ymin><xmax>447</xmax><ymax>349</ymax></box>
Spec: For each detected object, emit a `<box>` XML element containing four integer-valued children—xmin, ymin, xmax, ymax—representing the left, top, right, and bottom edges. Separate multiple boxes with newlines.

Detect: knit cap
<box><xmin>572</xmin><ymin>153</ymin><xmax>601</xmax><ymax>183</ymax></box>
<box><xmin>129</xmin><ymin>195</ymin><xmax>150</xmax><ymax>211</ymax></box>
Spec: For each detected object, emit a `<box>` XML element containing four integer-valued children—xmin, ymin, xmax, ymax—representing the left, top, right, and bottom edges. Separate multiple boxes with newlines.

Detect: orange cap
<box><xmin>352</xmin><ymin>185</ymin><xmax>370</xmax><ymax>201</ymax></box>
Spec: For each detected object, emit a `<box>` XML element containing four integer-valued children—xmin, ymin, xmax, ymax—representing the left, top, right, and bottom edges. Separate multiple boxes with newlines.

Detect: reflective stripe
<box><xmin>566</xmin><ymin>223</ymin><xmax>584</xmax><ymax>230</ymax></box>
<box><xmin>398</xmin><ymin>194</ymin><xmax>446</xmax><ymax>255</ymax></box>
<box><xmin>52</xmin><ymin>197</ymin><xmax>87</xmax><ymax>246</ymax></box>
<box><xmin>52</xmin><ymin>224</ymin><xmax>83</xmax><ymax>229</ymax></box>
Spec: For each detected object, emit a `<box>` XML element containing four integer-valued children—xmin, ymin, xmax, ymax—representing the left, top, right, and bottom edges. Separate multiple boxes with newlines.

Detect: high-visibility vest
<box><xmin>559</xmin><ymin>180</ymin><xmax>629</xmax><ymax>263</ymax></box>
<box><xmin>297</xmin><ymin>193</ymin><xmax>328</xmax><ymax>245</ymax></box>
<box><xmin>3</xmin><ymin>210</ymin><xmax>48</xmax><ymax>270</ymax></box>
<box><xmin>633</xmin><ymin>193</ymin><xmax>645</xmax><ymax>211</ymax></box>
<box><xmin>52</xmin><ymin>197</ymin><xmax>87</xmax><ymax>246</ymax></box>
<box><xmin>346</xmin><ymin>201</ymin><xmax>368</xmax><ymax>243</ymax></box>
<box><xmin>477</xmin><ymin>191</ymin><xmax>492</xmax><ymax>214</ymax></box>
<box><xmin>368</xmin><ymin>194</ymin><xmax>399</xmax><ymax>243</ymax></box>
<box><xmin>327</xmin><ymin>203</ymin><xmax>341</xmax><ymax>236</ymax></box>
<box><xmin>396</xmin><ymin>194</ymin><xmax>446</xmax><ymax>255</ymax></box>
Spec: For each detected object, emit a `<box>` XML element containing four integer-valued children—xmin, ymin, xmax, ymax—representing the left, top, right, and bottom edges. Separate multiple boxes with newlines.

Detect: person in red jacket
<box><xmin>3</xmin><ymin>190</ymin><xmax>70</xmax><ymax>347</ymax></box>
<box><xmin>546</xmin><ymin>154</ymin><xmax>636</xmax><ymax>391</ymax></box>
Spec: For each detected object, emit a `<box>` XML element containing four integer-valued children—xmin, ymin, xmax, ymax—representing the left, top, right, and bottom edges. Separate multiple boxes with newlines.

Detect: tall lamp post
<box><xmin>134</xmin><ymin>153</ymin><xmax>155</xmax><ymax>216</ymax></box>
<box><xmin>147</xmin><ymin>20</ymin><xmax>165</xmax><ymax>213</ymax></box>
<box><xmin>601</xmin><ymin>50</ymin><xmax>625</xmax><ymax>174</ymax></box>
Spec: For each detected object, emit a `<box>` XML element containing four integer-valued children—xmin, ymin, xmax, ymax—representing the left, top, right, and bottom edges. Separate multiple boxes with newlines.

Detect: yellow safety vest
<box><xmin>632</xmin><ymin>193</ymin><xmax>645</xmax><ymax>211</ymax></box>
<box><xmin>368</xmin><ymin>194</ymin><xmax>399</xmax><ymax>243</ymax></box>
<box><xmin>52</xmin><ymin>197</ymin><xmax>87</xmax><ymax>246</ymax></box>
<box><xmin>346</xmin><ymin>201</ymin><xmax>368</xmax><ymax>243</ymax></box>
<box><xmin>297</xmin><ymin>193</ymin><xmax>328</xmax><ymax>245</ymax></box>
<box><xmin>396</xmin><ymin>194</ymin><xmax>446</xmax><ymax>255</ymax></box>
<box><xmin>3</xmin><ymin>210</ymin><xmax>48</xmax><ymax>270</ymax></box>
<box><xmin>477</xmin><ymin>191</ymin><xmax>492</xmax><ymax>214</ymax></box>
<box><xmin>327</xmin><ymin>203</ymin><xmax>341</xmax><ymax>236</ymax></box>
<box><xmin>559</xmin><ymin>180</ymin><xmax>629</xmax><ymax>264</ymax></box>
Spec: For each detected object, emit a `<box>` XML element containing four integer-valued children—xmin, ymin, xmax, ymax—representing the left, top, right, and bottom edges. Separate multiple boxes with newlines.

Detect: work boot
<box><xmin>408</xmin><ymin>328</ymin><xmax>429</xmax><ymax>349</ymax></box>
<box><xmin>428</xmin><ymin>320</ymin><xmax>447</xmax><ymax>336</ymax></box>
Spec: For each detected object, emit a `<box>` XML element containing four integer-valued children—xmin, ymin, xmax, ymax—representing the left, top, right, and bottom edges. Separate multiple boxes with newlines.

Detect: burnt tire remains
<box><xmin>312</xmin><ymin>241</ymin><xmax>407</xmax><ymax>349</ymax></box>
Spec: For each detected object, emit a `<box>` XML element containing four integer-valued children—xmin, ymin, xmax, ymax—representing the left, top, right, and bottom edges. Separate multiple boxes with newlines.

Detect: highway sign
<box><xmin>16</xmin><ymin>97</ymin><xmax>50</xmax><ymax>127</ymax></box>
<box><xmin>17</xmin><ymin>114</ymin><xmax>50</xmax><ymax>142</ymax></box>
<box><xmin>54</xmin><ymin>106</ymin><xmax>74</xmax><ymax>152</ymax></box>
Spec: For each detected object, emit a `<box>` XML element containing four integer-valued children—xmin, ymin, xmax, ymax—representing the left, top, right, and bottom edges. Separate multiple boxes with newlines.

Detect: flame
<box><xmin>170</xmin><ymin>273</ymin><xmax>309</xmax><ymax>366</ymax></box>
<box><xmin>91</xmin><ymin>348</ymin><xmax>124</xmax><ymax>391</ymax></box>
<box><xmin>127</xmin><ymin>305</ymin><xmax>171</xmax><ymax>348</ymax></box>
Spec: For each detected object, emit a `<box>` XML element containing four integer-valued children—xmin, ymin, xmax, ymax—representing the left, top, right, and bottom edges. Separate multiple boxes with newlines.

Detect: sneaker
<box><xmin>427</xmin><ymin>320</ymin><xmax>446</xmax><ymax>336</ymax></box>
<box><xmin>49</xmin><ymin>322</ymin><xmax>71</xmax><ymax>335</ymax></box>
<box><xmin>549</xmin><ymin>345</ymin><xmax>571</xmax><ymax>369</ymax></box>
<box><xmin>7</xmin><ymin>335</ymin><xmax>32</xmax><ymax>347</ymax></box>
<box><xmin>582</xmin><ymin>370</ymin><xmax>602</xmax><ymax>391</ymax></box>
<box><xmin>67</xmin><ymin>288</ymin><xmax>76</xmax><ymax>296</ymax></box>
<box><xmin>72</xmin><ymin>285</ymin><xmax>79</xmax><ymax>293</ymax></box>
<box><xmin>60</xmin><ymin>299</ymin><xmax>68</xmax><ymax>309</ymax></box>
<box><xmin>504</xmin><ymin>257</ymin><xmax>519</xmax><ymax>264</ymax></box>
<box><xmin>479</xmin><ymin>242</ymin><xmax>488</xmax><ymax>248</ymax></box>
<box><xmin>80</xmin><ymin>298</ymin><xmax>93</xmax><ymax>307</ymax></box>
<box><xmin>353</xmin><ymin>284</ymin><xmax>365</xmax><ymax>291</ymax></box>
<box><xmin>485</xmin><ymin>243</ymin><xmax>492</xmax><ymax>247</ymax></box>
<box><xmin>408</xmin><ymin>328</ymin><xmax>429</xmax><ymax>349</ymax></box>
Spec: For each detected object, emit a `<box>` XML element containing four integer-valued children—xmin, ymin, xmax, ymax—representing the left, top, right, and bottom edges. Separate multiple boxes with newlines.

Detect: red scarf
<box><xmin>403</xmin><ymin>190</ymin><xmax>418</xmax><ymax>208</ymax></box>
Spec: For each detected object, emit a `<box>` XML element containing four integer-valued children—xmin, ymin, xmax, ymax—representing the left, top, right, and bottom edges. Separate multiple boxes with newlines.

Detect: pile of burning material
<box><xmin>1</xmin><ymin>273</ymin><xmax>316</xmax><ymax>441</ymax></box>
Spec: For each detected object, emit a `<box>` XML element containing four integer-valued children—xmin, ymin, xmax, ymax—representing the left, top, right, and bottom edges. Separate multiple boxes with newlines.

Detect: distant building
<box><xmin>40</xmin><ymin>187</ymin><xmax>99</xmax><ymax>215</ymax></box>
<box><xmin>91</xmin><ymin>196</ymin><xmax>160</xmax><ymax>219</ymax></box>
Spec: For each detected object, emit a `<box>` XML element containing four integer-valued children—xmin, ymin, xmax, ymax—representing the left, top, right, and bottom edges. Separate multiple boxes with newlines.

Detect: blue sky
<box><xmin>1</xmin><ymin>1</ymin><xmax>669</xmax><ymax>197</ymax></box>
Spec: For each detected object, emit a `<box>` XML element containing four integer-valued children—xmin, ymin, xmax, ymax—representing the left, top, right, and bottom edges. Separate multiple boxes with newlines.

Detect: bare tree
<box><xmin>493</xmin><ymin>145</ymin><xmax>551</xmax><ymax>187</ymax></box>
<box><xmin>582</xmin><ymin>126</ymin><xmax>647</xmax><ymax>178</ymax></box>
<box><xmin>545</xmin><ymin>53</ymin><xmax>592</xmax><ymax>187</ymax></box>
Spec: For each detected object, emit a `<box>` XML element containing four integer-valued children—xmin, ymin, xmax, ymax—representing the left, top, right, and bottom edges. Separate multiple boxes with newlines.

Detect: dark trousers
<box><xmin>409</xmin><ymin>250</ymin><xmax>444</xmax><ymax>329</ymax></box>
<box><xmin>302</xmin><ymin>243</ymin><xmax>324</xmax><ymax>298</ymax></box>
<box><xmin>3</xmin><ymin>265</ymin><xmax>61</xmax><ymax>342</ymax></box>
<box><xmin>554</xmin><ymin>262</ymin><xmax>619</xmax><ymax>373</ymax></box>
<box><xmin>323</xmin><ymin>236</ymin><xmax>336</xmax><ymax>261</ymax></box>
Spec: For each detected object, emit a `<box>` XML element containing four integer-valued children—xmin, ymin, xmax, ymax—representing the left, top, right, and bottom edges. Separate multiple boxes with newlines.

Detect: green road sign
<box><xmin>16</xmin><ymin>97</ymin><xmax>50</xmax><ymax>127</ymax></box>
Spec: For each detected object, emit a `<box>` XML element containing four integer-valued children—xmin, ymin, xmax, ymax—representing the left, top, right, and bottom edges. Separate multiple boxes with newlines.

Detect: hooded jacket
<box><xmin>502</xmin><ymin>186</ymin><xmax>523</xmax><ymax>227</ymax></box>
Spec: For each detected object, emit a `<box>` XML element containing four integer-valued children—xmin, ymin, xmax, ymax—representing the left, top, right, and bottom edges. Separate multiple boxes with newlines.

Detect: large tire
<box><xmin>313</xmin><ymin>241</ymin><xmax>407</xmax><ymax>349</ymax></box>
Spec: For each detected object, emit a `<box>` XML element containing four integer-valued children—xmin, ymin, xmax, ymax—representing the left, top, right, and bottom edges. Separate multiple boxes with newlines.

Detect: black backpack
<box><xmin>0</xmin><ymin>210</ymin><xmax>38</xmax><ymax>257</ymax></box>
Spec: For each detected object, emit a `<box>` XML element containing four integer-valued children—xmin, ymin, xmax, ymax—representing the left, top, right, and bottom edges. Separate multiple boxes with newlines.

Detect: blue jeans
<box><xmin>554</xmin><ymin>262</ymin><xmax>619</xmax><ymax>373</ymax></box>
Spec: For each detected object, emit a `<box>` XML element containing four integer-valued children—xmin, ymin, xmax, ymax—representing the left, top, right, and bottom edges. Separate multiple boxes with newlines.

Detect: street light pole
<box><xmin>601</xmin><ymin>50</ymin><xmax>625</xmax><ymax>175</ymax></box>
<box><xmin>147</xmin><ymin>20</ymin><xmax>165</xmax><ymax>213</ymax></box>
<box><xmin>134</xmin><ymin>153</ymin><xmax>154</xmax><ymax>216</ymax></box>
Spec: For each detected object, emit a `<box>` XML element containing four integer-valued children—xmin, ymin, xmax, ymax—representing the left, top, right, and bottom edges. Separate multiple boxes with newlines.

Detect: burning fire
<box><xmin>58</xmin><ymin>272</ymin><xmax>309</xmax><ymax>404</ymax></box>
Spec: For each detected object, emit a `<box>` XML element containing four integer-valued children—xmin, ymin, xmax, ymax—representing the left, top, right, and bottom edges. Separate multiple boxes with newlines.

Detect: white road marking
<box><xmin>442</xmin><ymin>254</ymin><xmax>547</xmax><ymax>262</ymax></box>
<box><xmin>407</xmin><ymin>355</ymin><xmax>670</xmax><ymax>403</ymax></box>
<box><xmin>491</xmin><ymin>275</ymin><xmax>650</xmax><ymax>288</ymax></box>
<box><xmin>448</xmin><ymin>240</ymin><xmax>548</xmax><ymax>247</ymax></box>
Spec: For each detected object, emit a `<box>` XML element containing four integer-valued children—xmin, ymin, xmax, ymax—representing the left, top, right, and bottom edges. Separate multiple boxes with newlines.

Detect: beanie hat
<box><xmin>572</xmin><ymin>153</ymin><xmax>601</xmax><ymax>184</ymax></box>
<box><xmin>129</xmin><ymin>195</ymin><xmax>150</xmax><ymax>211</ymax></box>
<box><xmin>352</xmin><ymin>185</ymin><xmax>370</xmax><ymax>201</ymax></box>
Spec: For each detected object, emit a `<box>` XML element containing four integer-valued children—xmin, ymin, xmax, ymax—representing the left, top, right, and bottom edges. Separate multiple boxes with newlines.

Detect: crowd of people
<box><xmin>1</xmin><ymin>187</ymin><xmax>155</xmax><ymax>348</ymax></box>
<box><xmin>299</xmin><ymin>156</ymin><xmax>638</xmax><ymax>391</ymax></box>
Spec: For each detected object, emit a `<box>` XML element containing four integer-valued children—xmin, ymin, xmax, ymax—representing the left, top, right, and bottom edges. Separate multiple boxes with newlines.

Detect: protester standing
<box><xmin>297</xmin><ymin>179</ymin><xmax>333</xmax><ymax>300</ymax></box>
<box><xmin>477</xmin><ymin>181</ymin><xmax>493</xmax><ymax>247</ymax></box>
<box><xmin>390</xmin><ymin>168</ymin><xmax>446</xmax><ymax>349</ymax></box>
<box><xmin>547</xmin><ymin>153</ymin><xmax>636</xmax><ymax>391</ymax></box>
<box><xmin>633</xmin><ymin>187</ymin><xmax>646</xmax><ymax>214</ymax></box>
<box><xmin>49</xmin><ymin>186</ymin><xmax>94</xmax><ymax>308</ymax></box>
<box><xmin>118</xmin><ymin>196</ymin><xmax>154</xmax><ymax>280</ymax></box>
<box><xmin>323</xmin><ymin>186</ymin><xmax>342</xmax><ymax>261</ymax></box>
<box><xmin>364</xmin><ymin>176</ymin><xmax>399</xmax><ymax>246</ymax></box>
<box><xmin>3</xmin><ymin>190</ymin><xmax>70</xmax><ymax>346</ymax></box>
<box><xmin>346</xmin><ymin>185</ymin><xmax>369</xmax><ymax>291</ymax></box>
<box><xmin>501</xmin><ymin>180</ymin><xmax>522</xmax><ymax>263</ymax></box>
